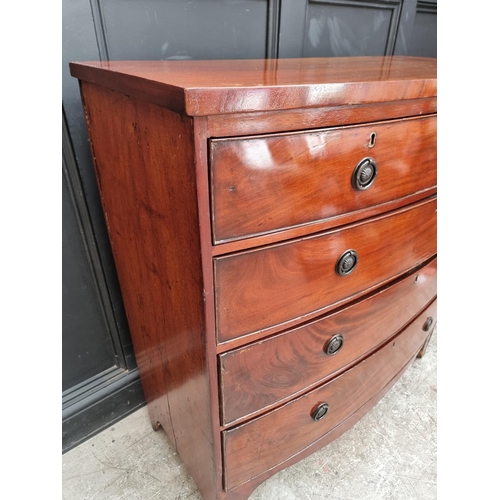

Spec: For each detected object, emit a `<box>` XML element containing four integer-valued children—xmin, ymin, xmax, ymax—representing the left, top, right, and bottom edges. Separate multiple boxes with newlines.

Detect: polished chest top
<box><xmin>71</xmin><ymin>56</ymin><xmax>437</xmax><ymax>500</ymax></box>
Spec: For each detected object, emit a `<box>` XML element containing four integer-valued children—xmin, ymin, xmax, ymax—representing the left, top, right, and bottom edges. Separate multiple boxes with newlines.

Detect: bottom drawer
<box><xmin>222</xmin><ymin>299</ymin><xmax>437</xmax><ymax>490</ymax></box>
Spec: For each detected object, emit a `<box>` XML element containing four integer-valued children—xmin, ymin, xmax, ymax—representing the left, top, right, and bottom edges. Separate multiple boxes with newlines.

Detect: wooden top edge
<box><xmin>70</xmin><ymin>57</ymin><xmax>437</xmax><ymax>116</ymax></box>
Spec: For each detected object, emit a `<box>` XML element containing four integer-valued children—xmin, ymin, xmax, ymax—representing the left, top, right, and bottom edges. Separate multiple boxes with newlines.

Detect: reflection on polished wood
<box><xmin>223</xmin><ymin>300</ymin><xmax>437</xmax><ymax>491</ymax></box>
<box><xmin>70</xmin><ymin>56</ymin><xmax>436</xmax><ymax>115</ymax></box>
<box><xmin>71</xmin><ymin>56</ymin><xmax>437</xmax><ymax>500</ymax></box>
<box><xmin>78</xmin><ymin>82</ymin><xmax>219</xmax><ymax>499</ymax></box>
<box><xmin>215</xmin><ymin>198</ymin><xmax>437</xmax><ymax>343</ymax></box>
<box><xmin>211</xmin><ymin>115</ymin><xmax>436</xmax><ymax>242</ymax></box>
<box><xmin>219</xmin><ymin>258</ymin><xmax>437</xmax><ymax>425</ymax></box>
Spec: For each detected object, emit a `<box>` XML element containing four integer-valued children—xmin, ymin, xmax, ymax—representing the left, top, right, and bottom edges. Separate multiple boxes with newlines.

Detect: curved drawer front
<box><xmin>219</xmin><ymin>258</ymin><xmax>437</xmax><ymax>425</ymax></box>
<box><xmin>223</xmin><ymin>299</ymin><xmax>437</xmax><ymax>490</ymax></box>
<box><xmin>210</xmin><ymin>115</ymin><xmax>436</xmax><ymax>243</ymax></box>
<box><xmin>215</xmin><ymin>197</ymin><xmax>437</xmax><ymax>343</ymax></box>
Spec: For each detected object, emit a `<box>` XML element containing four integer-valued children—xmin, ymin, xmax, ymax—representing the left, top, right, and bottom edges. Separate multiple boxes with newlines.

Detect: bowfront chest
<box><xmin>70</xmin><ymin>56</ymin><xmax>437</xmax><ymax>500</ymax></box>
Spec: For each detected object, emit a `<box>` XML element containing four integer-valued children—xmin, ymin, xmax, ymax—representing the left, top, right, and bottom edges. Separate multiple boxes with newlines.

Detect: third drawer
<box><xmin>219</xmin><ymin>257</ymin><xmax>437</xmax><ymax>425</ymax></box>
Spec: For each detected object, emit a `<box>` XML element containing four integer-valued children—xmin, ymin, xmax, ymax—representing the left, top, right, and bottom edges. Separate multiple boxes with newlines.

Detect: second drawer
<box><xmin>215</xmin><ymin>197</ymin><xmax>436</xmax><ymax>343</ymax></box>
<box><xmin>219</xmin><ymin>258</ymin><xmax>437</xmax><ymax>425</ymax></box>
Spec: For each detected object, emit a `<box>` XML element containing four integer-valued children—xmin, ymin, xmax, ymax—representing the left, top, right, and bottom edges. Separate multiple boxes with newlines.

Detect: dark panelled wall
<box><xmin>62</xmin><ymin>0</ymin><xmax>437</xmax><ymax>452</ymax></box>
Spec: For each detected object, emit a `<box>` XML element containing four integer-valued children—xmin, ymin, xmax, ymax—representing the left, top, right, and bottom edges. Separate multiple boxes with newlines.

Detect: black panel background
<box><xmin>61</xmin><ymin>0</ymin><xmax>436</xmax><ymax>452</ymax></box>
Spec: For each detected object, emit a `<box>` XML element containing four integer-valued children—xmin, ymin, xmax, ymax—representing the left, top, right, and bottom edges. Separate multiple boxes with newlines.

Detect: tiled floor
<box><xmin>62</xmin><ymin>332</ymin><xmax>436</xmax><ymax>500</ymax></box>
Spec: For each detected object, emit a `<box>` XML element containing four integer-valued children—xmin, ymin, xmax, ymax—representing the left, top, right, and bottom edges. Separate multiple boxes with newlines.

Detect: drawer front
<box><xmin>223</xmin><ymin>299</ymin><xmax>437</xmax><ymax>490</ymax></box>
<box><xmin>219</xmin><ymin>258</ymin><xmax>437</xmax><ymax>425</ymax></box>
<box><xmin>210</xmin><ymin>115</ymin><xmax>436</xmax><ymax>243</ymax></box>
<box><xmin>215</xmin><ymin>197</ymin><xmax>436</xmax><ymax>343</ymax></box>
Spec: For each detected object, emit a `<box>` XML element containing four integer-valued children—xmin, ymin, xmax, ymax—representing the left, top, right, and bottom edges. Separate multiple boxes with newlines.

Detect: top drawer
<box><xmin>210</xmin><ymin>115</ymin><xmax>436</xmax><ymax>243</ymax></box>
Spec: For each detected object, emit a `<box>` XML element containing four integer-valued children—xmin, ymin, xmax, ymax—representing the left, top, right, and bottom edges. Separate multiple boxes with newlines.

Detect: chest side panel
<box><xmin>79</xmin><ymin>82</ymin><xmax>218</xmax><ymax>500</ymax></box>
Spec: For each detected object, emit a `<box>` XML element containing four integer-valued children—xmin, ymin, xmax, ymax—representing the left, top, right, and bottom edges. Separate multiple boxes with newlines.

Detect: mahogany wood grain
<box><xmin>219</xmin><ymin>258</ymin><xmax>437</xmax><ymax>425</ymax></box>
<box><xmin>206</xmin><ymin>97</ymin><xmax>437</xmax><ymax>137</ymax></box>
<box><xmin>71</xmin><ymin>57</ymin><xmax>438</xmax><ymax>500</ymax></box>
<box><xmin>193</xmin><ymin>116</ymin><xmax>225</xmax><ymax>492</ymax></box>
<box><xmin>224</xmin><ymin>353</ymin><xmax>417</xmax><ymax>499</ymax></box>
<box><xmin>223</xmin><ymin>300</ymin><xmax>437</xmax><ymax>491</ymax></box>
<box><xmin>79</xmin><ymin>82</ymin><xmax>218</xmax><ymax>500</ymax></box>
<box><xmin>211</xmin><ymin>115</ymin><xmax>436</xmax><ymax>242</ymax></box>
<box><xmin>211</xmin><ymin>187</ymin><xmax>436</xmax><ymax>258</ymax></box>
<box><xmin>215</xmin><ymin>197</ymin><xmax>437</xmax><ymax>343</ymax></box>
<box><xmin>70</xmin><ymin>57</ymin><xmax>436</xmax><ymax>116</ymax></box>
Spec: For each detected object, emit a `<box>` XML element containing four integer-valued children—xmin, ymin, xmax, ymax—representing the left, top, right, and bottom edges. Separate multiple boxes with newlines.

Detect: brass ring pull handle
<box><xmin>324</xmin><ymin>334</ymin><xmax>344</xmax><ymax>356</ymax></box>
<box><xmin>423</xmin><ymin>317</ymin><xmax>434</xmax><ymax>332</ymax></box>
<box><xmin>336</xmin><ymin>249</ymin><xmax>358</xmax><ymax>276</ymax></box>
<box><xmin>311</xmin><ymin>403</ymin><xmax>329</xmax><ymax>421</ymax></box>
<box><xmin>352</xmin><ymin>157</ymin><xmax>378</xmax><ymax>191</ymax></box>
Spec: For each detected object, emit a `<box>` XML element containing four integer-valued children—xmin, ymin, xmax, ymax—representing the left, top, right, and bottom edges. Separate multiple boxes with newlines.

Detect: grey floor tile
<box><xmin>62</xmin><ymin>332</ymin><xmax>437</xmax><ymax>500</ymax></box>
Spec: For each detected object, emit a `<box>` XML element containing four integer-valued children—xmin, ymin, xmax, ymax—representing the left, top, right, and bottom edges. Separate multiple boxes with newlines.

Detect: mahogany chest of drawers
<box><xmin>70</xmin><ymin>56</ymin><xmax>437</xmax><ymax>500</ymax></box>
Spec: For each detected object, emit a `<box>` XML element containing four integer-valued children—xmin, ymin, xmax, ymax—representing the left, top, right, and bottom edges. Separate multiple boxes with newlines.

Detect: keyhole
<box><xmin>368</xmin><ymin>132</ymin><xmax>376</xmax><ymax>148</ymax></box>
